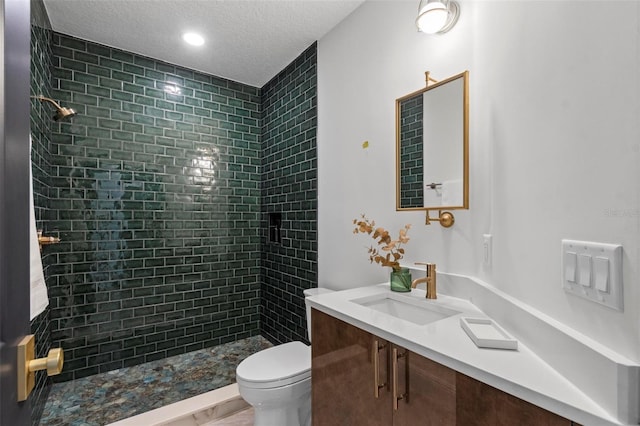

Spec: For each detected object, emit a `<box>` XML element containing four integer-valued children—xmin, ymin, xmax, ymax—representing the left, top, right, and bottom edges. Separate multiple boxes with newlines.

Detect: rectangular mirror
<box><xmin>396</xmin><ymin>70</ymin><xmax>469</xmax><ymax>211</ymax></box>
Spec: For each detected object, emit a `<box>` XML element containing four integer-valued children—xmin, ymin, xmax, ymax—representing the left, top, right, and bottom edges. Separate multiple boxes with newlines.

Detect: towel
<box><xmin>30</xmin><ymin>136</ymin><xmax>49</xmax><ymax>320</ymax></box>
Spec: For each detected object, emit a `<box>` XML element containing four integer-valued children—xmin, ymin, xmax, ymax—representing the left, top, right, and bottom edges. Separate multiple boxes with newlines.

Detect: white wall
<box><xmin>318</xmin><ymin>1</ymin><xmax>640</xmax><ymax>362</ymax></box>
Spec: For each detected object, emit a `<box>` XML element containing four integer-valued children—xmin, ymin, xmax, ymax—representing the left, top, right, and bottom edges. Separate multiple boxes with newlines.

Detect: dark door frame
<box><xmin>1</xmin><ymin>0</ymin><xmax>33</xmax><ymax>424</ymax></box>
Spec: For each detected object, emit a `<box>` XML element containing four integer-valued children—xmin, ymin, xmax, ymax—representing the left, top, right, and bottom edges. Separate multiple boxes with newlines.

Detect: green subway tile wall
<box><xmin>399</xmin><ymin>94</ymin><xmax>424</xmax><ymax>208</ymax></box>
<box><xmin>260</xmin><ymin>44</ymin><xmax>318</xmax><ymax>344</ymax></box>
<box><xmin>29</xmin><ymin>0</ymin><xmax>55</xmax><ymax>422</ymax></box>
<box><xmin>48</xmin><ymin>33</ymin><xmax>263</xmax><ymax>380</ymax></box>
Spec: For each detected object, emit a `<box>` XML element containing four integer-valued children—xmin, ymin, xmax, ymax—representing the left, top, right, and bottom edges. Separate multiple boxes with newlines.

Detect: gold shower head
<box><xmin>31</xmin><ymin>96</ymin><xmax>77</xmax><ymax>122</ymax></box>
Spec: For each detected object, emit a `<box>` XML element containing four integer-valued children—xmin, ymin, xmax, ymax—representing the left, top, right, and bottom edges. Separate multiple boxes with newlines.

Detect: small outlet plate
<box><xmin>482</xmin><ymin>234</ymin><xmax>492</xmax><ymax>266</ymax></box>
<box><xmin>561</xmin><ymin>239</ymin><xmax>623</xmax><ymax>311</ymax></box>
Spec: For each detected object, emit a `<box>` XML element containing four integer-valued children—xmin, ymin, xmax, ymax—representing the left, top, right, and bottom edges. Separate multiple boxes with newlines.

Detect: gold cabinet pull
<box><xmin>373</xmin><ymin>339</ymin><xmax>387</xmax><ymax>398</ymax></box>
<box><xmin>392</xmin><ymin>347</ymin><xmax>406</xmax><ymax>410</ymax></box>
<box><xmin>17</xmin><ymin>335</ymin><xmax>64</xmax><ymax>401</ymax></box>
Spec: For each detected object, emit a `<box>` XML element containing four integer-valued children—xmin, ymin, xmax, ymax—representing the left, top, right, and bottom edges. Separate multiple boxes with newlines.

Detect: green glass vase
<box><xmin>390</xmin><ymin>268</ymin><xmax>412</xmax><ymax>292</ymax></box>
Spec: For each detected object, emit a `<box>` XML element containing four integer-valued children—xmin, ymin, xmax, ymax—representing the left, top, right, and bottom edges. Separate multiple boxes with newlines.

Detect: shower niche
<box><xmin>269</xmin><ymin>212</ymin><xmax>282</xmax><ymax>244</ymax></box>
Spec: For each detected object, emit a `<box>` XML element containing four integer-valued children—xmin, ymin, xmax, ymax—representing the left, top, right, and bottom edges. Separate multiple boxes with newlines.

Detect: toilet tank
<box><xmin>303</xmin><ymin>288</ymin><xmax>333</xmax><ymax>342</ymax></box>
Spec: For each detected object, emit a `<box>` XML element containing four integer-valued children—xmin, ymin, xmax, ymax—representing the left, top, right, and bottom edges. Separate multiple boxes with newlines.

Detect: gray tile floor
<box><xmin>39</xmin><ymin>336</ymin><xmax>271</xmax><ymax>426</ymax></box>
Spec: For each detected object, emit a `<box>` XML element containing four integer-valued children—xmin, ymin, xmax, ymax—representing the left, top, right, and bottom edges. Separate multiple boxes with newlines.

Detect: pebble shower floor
<box><xmin>39</xmin><ymin>336</ymin><xmax>271</xmax><ymax>426</ymax></box>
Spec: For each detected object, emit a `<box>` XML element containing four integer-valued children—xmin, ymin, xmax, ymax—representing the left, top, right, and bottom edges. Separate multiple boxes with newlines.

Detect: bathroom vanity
<box><xmin>311</xmin><ymin>309</ymin><xmax>571</xmax><ymax>425</ymax></box>
<box><xmin>307</xmin><ymin>282</ymin><xmax>637</xmax><ymax>426</ymax></box>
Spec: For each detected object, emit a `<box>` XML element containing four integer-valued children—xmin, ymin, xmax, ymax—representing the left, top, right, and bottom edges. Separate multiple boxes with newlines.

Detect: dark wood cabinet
<box><xmin>456</xmin><ymin>373</ymin><xmax>572</xmax><ymax>426</ymax></box>
<box><xmin>312</xmin><ymin>309</ymin><xmax>455</xmax><ymax>425</ymax></box>
<box><xmin>311</xmin><ymin>308</ymin><xmax>574</xmax><ymax>426</ymax></box>
<box><xmin>393</xmin><ymin>347</ymin><xmax>456</xmax><ymax>425</ymax></box>
<box><xmin>311</xmin><ymin>309</ymin><xmax>392</xmax><ymax>426</ymax></box>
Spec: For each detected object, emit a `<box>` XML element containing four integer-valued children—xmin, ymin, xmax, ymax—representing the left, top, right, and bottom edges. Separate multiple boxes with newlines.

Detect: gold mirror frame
<box><xmin>395</xmin><ymin>70</ymin><xmax>469</xmax><ymax>227</ymax></box>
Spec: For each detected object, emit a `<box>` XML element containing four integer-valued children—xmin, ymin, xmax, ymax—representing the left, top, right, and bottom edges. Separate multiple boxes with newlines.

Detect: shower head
<box><xmin>53</xmin><ymin>106</ymin><xmax>77</xmax><ymax>122</ymax></box>
<box><xmin>31</xmin><ymin>96</ymin><xmax>77</xmax><ymax>122</ymax></box>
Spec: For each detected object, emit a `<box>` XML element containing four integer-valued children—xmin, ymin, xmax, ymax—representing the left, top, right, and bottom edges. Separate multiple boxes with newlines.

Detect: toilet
<box><xmin>235</xmin><ymin>287</ymin><xmax>333</xmax><ymax>426</ymax></box>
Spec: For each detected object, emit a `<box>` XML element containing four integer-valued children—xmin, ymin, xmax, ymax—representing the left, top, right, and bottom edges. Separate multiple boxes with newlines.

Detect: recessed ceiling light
<box><xmin>182</xmin><ymin>32</ymin><xmax>205</xmax><ymax>46</ymax></box>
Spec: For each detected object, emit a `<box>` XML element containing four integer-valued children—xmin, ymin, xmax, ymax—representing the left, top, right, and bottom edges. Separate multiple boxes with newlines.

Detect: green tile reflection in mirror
<box><xmin>396</xmin><ymin>71</ymin><xmax>469</xmax><ymax>218</ymax></box>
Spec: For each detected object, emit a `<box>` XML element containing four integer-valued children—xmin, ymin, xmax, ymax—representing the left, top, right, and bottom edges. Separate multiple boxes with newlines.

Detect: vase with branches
<box><xmin>352</xmin><ymin>215</ymin><xmax>412</xmax><ymax>292</ymax></box>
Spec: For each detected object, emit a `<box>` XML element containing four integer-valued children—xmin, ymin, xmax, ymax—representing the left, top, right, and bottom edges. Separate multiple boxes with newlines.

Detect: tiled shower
<box><xmin>29</xmin><ymin>1</ymin><xmax>317</xmax><ymax>424</ymax></box>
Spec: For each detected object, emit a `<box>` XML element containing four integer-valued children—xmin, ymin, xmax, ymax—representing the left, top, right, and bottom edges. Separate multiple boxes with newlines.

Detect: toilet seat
<box><xmin>236</xmin><ymin>341</ymin><xmax>311</xmax><ymax>389</ymax></box>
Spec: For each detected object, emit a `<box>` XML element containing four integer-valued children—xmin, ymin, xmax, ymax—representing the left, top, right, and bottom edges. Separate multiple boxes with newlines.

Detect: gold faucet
<box><xmin>411</xmin><ymin>262</ymin><xmax>437</xmax><ymax>299</ymax></box>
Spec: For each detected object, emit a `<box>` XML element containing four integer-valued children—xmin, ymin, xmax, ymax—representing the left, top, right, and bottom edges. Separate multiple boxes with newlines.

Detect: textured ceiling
<box><xmin>43</xmin><ymin>0</ymin><xmax>365</xmax><ymax>87</ymax></box>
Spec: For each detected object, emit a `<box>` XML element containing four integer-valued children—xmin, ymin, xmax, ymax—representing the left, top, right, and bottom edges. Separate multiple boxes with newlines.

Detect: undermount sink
<box><xmin>351</xmin><ymin>292</ymin><xmax>461</xmax><ymax>325</ymax></box>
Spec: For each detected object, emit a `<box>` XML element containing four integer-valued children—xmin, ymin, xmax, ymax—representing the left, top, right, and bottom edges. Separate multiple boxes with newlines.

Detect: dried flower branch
<box><xmin>352</xmin><ymin>214</ymin><xmax>411</xmax><ymax>272</ymax></box>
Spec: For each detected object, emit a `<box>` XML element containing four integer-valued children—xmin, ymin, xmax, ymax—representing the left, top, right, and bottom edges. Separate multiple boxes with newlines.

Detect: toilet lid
<box><xmin>236</xmin><ymin>341</ymin><xmax>311</xmax><ymax>389</ymax></box>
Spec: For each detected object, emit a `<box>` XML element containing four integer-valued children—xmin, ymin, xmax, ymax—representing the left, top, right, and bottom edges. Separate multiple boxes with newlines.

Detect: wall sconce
<box><xmin>416</xmin><ymin>0</ymin><xmax>460</xmax><ymax>34</ymax></box>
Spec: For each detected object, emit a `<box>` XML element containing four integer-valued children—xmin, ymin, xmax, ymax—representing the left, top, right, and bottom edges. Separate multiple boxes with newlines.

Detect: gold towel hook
<box><xmin>37</xmin><ymin>230</ymin><xmax>61</xmax><ymax>251</ymax></box>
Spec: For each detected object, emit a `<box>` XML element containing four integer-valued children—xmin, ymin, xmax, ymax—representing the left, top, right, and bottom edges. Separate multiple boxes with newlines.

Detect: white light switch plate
<box><xmin>561</xmin><ymin>239</ymin><xmax>623</xmax><ymax>311</ymax></box>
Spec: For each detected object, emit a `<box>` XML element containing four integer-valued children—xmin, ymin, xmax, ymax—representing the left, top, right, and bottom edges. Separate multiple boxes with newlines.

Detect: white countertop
<box><xmin>307</xmin><ymin>283</ymin><xmax>624</xmax><ymax>426</ymax></box>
